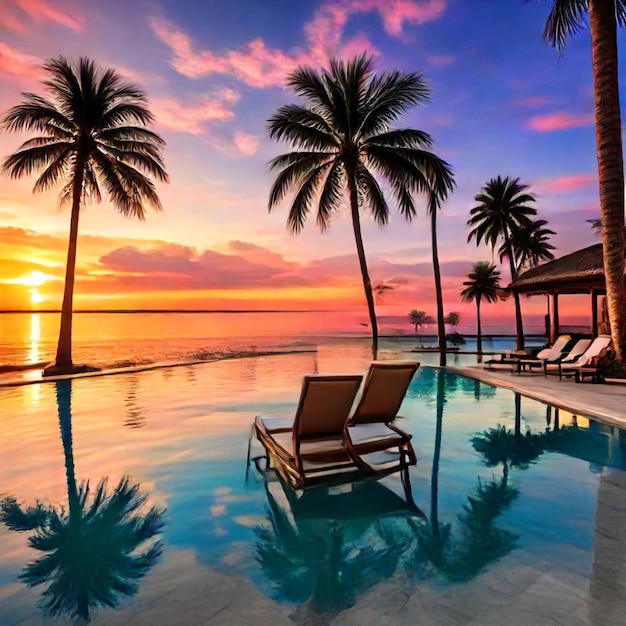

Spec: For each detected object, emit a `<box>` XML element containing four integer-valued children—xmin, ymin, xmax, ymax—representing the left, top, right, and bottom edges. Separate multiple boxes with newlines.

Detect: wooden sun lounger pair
<box><xmin>249</xmin><ymin>361</ymin><xmax>419</xmax><ymax>490</ymax></box>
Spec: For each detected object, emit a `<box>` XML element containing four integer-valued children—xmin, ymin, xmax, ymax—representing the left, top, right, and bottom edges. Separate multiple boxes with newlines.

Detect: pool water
<box><xmin>1</xmin><ymin>347</ymin><xmax>626</xmax><ymax>625</ymax></box>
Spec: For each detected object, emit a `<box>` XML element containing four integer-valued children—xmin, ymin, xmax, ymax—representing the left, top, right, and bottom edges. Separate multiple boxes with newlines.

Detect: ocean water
<box><xmin>1</xmin><ymin>355</ymin><xmax>625</xmax><ymax>624</ymax></box>
<box><xmin>0</xmin><ymin>312</ymin><xmax>532</xmax><ymax>372</ymax></box>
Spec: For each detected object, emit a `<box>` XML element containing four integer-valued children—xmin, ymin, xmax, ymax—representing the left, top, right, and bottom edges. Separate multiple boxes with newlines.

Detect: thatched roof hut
<box><xmin>506</xmin><ymin>244</ymin><xmax>612</xmax><ymax>342</ymax></box>
<box><xmin>509</xmin><ymin>244</ymin><xmax>605</xmax><ymax>295</ymax></box>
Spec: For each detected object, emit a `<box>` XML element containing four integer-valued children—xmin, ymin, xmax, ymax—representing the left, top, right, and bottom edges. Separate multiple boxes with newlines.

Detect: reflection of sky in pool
<box><xmin>2</xmin><ymin>347</ymin><xmax>626</xmax><ymax>624</ymax></box>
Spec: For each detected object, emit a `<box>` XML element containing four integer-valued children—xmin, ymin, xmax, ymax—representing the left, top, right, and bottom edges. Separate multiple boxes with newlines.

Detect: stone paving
<box><xmin>449</xmin><ymin>364</ymin><xmax>626</xmax><ymax>429</ymax></box>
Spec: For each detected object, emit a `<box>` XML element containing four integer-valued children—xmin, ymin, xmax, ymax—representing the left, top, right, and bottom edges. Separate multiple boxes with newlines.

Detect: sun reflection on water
<box><xmin>28</xmin><ymin>313</ymin><xmax>41</xmax><ymax>364</ymax></box>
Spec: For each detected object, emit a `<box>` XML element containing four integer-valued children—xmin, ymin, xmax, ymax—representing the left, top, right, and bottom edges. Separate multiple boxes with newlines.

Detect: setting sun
<box><xmin>16</xmin><ymin>271</ymin><xmax>48</xmax><ymax>287</ymax></box>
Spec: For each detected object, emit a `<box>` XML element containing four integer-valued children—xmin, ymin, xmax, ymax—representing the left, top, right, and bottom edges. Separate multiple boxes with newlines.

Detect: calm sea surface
<box><xmin>0</xmin><ymin>312</ymin><xmax>527</xmax><ymax>371</ymax></box>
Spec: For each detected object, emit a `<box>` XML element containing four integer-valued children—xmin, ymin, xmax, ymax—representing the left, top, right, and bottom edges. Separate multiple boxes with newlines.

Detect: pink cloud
<box><xmin>0</xmin><ymin>0</ymin><xmax>85</xmax><ymax>33</ymax></box>
<box><xmin>150</xmin><ymin>0</ymin><xmax>447</xmax><ymax>88</ymax></box>
<box><xmin>98</xmin><ymin>242</ymin><xmax>309</xmax><ymax>290</ymax></box>
<box><xmin>354</xmin><ymin>0</ymin><xmax>448</xmax><ymax>36</ymax></box>
<box><xmin>233</xmin><ymin>131</ymin><xmax>259</xmax><ymax>156</ymax></box>
<box><xmin>538</xmin><ymin>174</ymin><xmax>597</xmax><ymax>193</ymax></box>
<box><xmin>527</xmin><ymin>112</ymin><xmax>592</xmax><ymax>132</ymax></box>
<box><xmin>515</xmin><ymin>95</ymin><xmax>549</xmax><ymax>108</ymax></box>
<box><xmin>427</xmin><ymin>54</ymin><xmax>455</xmax><ymax>68</ymax></box>
<box><xmin>0</xmin><ymin>42</ymin><xmax>42</xmax><ymax>81</ymax></box>
<box><xmin>151</xmin><ymin>90</ymin><xmax>239</xmax><ymax>135</ymax></box>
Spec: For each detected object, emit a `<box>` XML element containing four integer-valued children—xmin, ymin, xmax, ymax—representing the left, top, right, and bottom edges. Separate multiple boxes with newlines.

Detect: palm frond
<box><xmin>96</xmin><ymin>142</ymin><xmax>168</xmax><ymax>182</ymax></box>
<box><xmin>287</xmin><ymin>162</ymin><xmax>332</xmax><ymax>233</ymax></box>
<box><xmin>2</xmin><ymin>142</ymin><xmax>73</xmax><ymax>180</ymax></box>
<box><xmin>268</xmin><ymin>152</ymin><xmax>334</xmax><ymax>209</ymax></box>
<box><xmin>317</xmin><ymin>159</ymin><xmax>344</xmax><ymax>231</ymax></box>
<box><xmin>268</xmin><ymin>105</ymin><xmax>339</xmax><ymax>150</ymax></box>
<box><xmin>96</xmin><ymin>125</ymin><xmax>166</xmax><ymax>145</ymax></box>
<box><xmin>355</xmin><ymin>163</ymin><xmax>389</xmax><ymax>225</ymax></box>
<box><xmin>365</xmin><ymin>128</ymin><xmax>433</xmax><ymax>149</ymax></box>
<box><xmin>1</xmin><ymin>94</ymin><xmax>73</xmax><ymax>134</ymax></box>
<box><xmin>543</xmin><ymin>0</ymin><xmax>588</xmax><ymax>52</ymax></box>
<box><xmin>33</xmin><ymin>146</ymin><xmax>73</xmax><ymax>192</ymax></box>
<box><xmin>359</xmin><ymin>70</ymin><xmax>430</xmax><ymax>138</ymax></box>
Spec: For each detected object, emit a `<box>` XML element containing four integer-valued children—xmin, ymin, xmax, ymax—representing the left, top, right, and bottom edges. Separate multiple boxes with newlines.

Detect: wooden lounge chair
<box><xmin>544</xmin><ymin>335</ymin><xmax>612</xmax><ymax>380</ymax></box>
<box><xmin>344</xmin><ymin>360</ymin><xmax>419</xmax><ymax>471</ymax></box>
<box><xmin>251</xmin><ymin>361</ymin><xmax>420</xmax><ymax>489</ymax></box>
<box><xmin>252</xmin><ymin>374</ymin><xmax>363</xmax><ymax>489</ymax></box>
<box><xmin>518</xmin><ymin>337</ymin><xmax>592</xmax><ymax>375</ymax></box>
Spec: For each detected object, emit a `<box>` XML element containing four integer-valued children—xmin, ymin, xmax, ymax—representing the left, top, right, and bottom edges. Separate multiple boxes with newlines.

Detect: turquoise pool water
<box><xmin>1</xmin><ymin>347</ymin><xmax>625</xmax><ymax>625</ymax></box>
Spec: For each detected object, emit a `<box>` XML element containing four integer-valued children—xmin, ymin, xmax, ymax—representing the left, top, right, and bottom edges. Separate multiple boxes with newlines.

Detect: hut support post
<box><xmin>591</xmin><ymin>289</ymin><xmax>599</xmax><ymax>337</ymax></box>
<box><xmin>550</xmin><ymin>293</ymin><xmax>560</xmax><ymax>345</ymax></box>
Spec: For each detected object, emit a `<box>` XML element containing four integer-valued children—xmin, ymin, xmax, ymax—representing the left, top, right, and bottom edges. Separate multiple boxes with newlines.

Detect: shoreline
<box><xmin>0</xmin><ymin>348</ymin><xmax>318</xmax><ymax>388</ymax></box>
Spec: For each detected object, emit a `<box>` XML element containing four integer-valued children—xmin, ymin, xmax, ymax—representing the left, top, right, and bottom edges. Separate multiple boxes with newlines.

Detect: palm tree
<box><xmin>461</xmin><ymin>262</ymin><xmax>501</xmax><ymax>362</ymax></box>
<box><xmin>1</xmin><ymin>57</ymin><xmax>168</xmax><ymax>375</ymax></box>
<box><xmin>429</xmin><ymin>195</ymin><xmax>451</xmax><ymax>366</ymax></box>
<box><xmin>0</xmin><ymin>380</ymin><xmax>165</xmax><ymax>622</ymax></box>
<box><xmin>267</xmin><ymin>55</ymin><xmax>454</xmax><ymax>359</ymax></box>
<box><xmin>467</xmin><ymin>176</ymin><xmax>536</xmax><ymax>350</ymax></box>
<box><xmin>408</xmin><ymin>309</ymin><xmax>433</xmax><ymax>345</ymax></box>
<box><xmin>541</xmin><ymin>0</ymin><xmax>626</xmax><ymax>363</ymax></box>
<box><xmin>500</xmin><ymin>219</ymin><xmax>556</xmax><ymax>274</ymax></box>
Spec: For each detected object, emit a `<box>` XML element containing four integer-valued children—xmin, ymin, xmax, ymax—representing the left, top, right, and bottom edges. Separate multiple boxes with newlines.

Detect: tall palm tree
<box><xmin>267</xmin><ymin>55</ymin><xmax>454</xmax><ymax>359</ymax></box>
<box><xmin>468</xmin><ymin>176</ymin><xmax>536</xmax><ymax>350</ymax></box>
<box><xmin>461</xmin><ymin>262</ymin><xmax>501</xmax><ymax>362</ymax></box>
<box><xmin>0</xmin><ymin>380</ymin><xmax>165</xmax><ymax>622</ymax></box>
<box><xmin>1</xmin><ymin>57</ymin><xmax>168</xmax><ymax>375</ymax></box>
<box><xmin>541</xmin><ymin>0</ymin><xmax>626</xmax><ymax>363</ymax></box>
<box><xmin>500</xmin><ymin>219</ymin><xmax>556</xmax><ymax>274</ymax></box>
<box><xmin>428</xmin><ymin>196</ymin><xmax>450</xmax><ymax>365</ymax></box>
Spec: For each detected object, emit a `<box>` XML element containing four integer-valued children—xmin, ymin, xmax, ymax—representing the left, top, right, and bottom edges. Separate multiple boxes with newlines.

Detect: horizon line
<box><xmin>0</xmin><ymin>308</ymin><xmax>337</xmax><ymax>314</ymax></box>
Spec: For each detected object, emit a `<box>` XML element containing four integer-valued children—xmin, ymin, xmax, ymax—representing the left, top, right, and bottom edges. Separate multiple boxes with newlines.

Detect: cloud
<box><xmin>98</xmin><ymin>242</ymin><xmax>309</xmax><ymax>290</ymax></box>
<box><xmin>233</xmin><ymin>131</ymin><xmax>259</xmax><ymax>156</ymax></box>
<box><xmin>0</xmin><ymin>42</ymin><xmax>43</xmax><ymax>81</ymax></box>
<box><xmin>515</xmin><ymin>95</ymin><xmax>549</xmax><ymax>108</ymax></box>
<box><xmin>527</xmin><ymin>112</ymin><xmax>592</xmax><ymax>132</ymax></box>
<box><xmin>151</xmin><ymin>90</ymin><xmax>240</xmax><ymax>135</ymax></box>
<box><xmin>1</xmin><ymin>0</ymin><xmax>85</xmax><ymax>33</ymax></box>
<box><xmin>426</xmin><ymin>54</ymin><xmax>455</xmax><ymax>68</ymax></box>
<box><xmin>537</xmin><ymin>174</ymin><xmax>597</xmax><ymax>193</ymax></box>
<box><xmin>350</xmin><ymin>0</ymin><xmax>448</xmax><ymax>36</ymax></box>
<box><xmin>150</xmin><ymin>0</ymin><xmax>448</xmax><ymax>88</ymax></box>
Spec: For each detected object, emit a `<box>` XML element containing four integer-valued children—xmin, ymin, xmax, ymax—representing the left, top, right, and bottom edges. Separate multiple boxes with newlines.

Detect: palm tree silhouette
<box><xmin>467</xmin><ymin>176</ymin><xmax>537</xmax><ymax>350</ymax></box>
<box><xmin>461</xmin><ymin>261</ymin><xmax>501</xmax><ymax>362</ymax></box>
<box><xmin>1</xmin><ymin>57</ymin><xmax>168</xmax><ymax>375</ymax></box>
<box><xmin>499</xmin><ymin>219</ymin><xmax>556</xmax><ymax>274</ymax></box>
<box><xmin>408</xmin><ymin>309</ymin><xmax>433</xmax><ymax>346</ymax></box>
<box><xmin>267</xmin><ymin>55</ymin><xmax>454</xmax><ymax>359</ymax></box>
<box><xmin>0</xmin><ymin>380</ymin><xmax>166</xmax><ymax>623</ymax></box>
<box><xmin>539</xmin><ymin>0</ymin><xmax>626</xmax><ymax>363</ymax></box>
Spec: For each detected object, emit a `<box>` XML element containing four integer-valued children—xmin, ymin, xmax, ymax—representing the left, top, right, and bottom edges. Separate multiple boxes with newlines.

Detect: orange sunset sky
<box><xmin>1</xmin><ymin>0</ymin><xmax>621</xmax><ymax>331</ymax></box>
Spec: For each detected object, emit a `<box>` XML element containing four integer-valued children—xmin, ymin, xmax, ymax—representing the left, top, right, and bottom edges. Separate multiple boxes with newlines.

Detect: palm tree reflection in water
<box><xmin>254</xmin><ymin>474</ymin><xmax>422</xmax><ymax>616</ymax></box>
<box><xmin>254</xmin><ymin>370</ymin><xmax>521</xmax><ymax>615</ymax></box>
<box><xmin>406</xmin><ymin>369</ymin><xmax>519</xmax><ymax>583</ymax></box>
<box><xmin>1</xmin><ymin>380</ymin><xmax>166</xmax><ymax>623</ymax></box>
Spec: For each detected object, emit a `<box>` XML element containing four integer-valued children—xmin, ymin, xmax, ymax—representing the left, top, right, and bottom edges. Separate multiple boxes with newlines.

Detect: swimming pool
<box><xmin>1</xmin><ymin>348</ymin><xmax>625</xmax><ymax>625</ymax></box>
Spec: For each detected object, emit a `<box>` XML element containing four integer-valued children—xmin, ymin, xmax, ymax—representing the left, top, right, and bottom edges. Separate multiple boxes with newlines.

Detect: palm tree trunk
<box><xmin>54</xmin><ymin>152</ymin><xmax>87</xmax><ymax>369</ymax></box>
<box><xmin>589</xmin><ymin>0</ymin><xmax>626</xmax><ymax>363</ymax></box>
<box><xmin>347</xmin><ymin>167</ymin><xmax>378</xmax><ymax>359</ymax></box>
<box><xmin>476</xmin><ymin>297</ymin><xmax>482</xmax><ymax>363</ymax></box>
<box><xmin>503</xmin><ymin>228</ymin><xmax>524</xmax><ymax>350</ymax></box>
<box><xmin>431</xmin><ymin>206</ymin><xmax>447</xmax><ymax>366</ymax></box>
<box><xmin>431</xmin><ymin>369</ymin><xmax>445</xmax><ymax>532</ymax></box>
<box><xmin>56</xmin><ymin>380</ymin><xmax>81</xmax><ymax>523</ymax></box>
